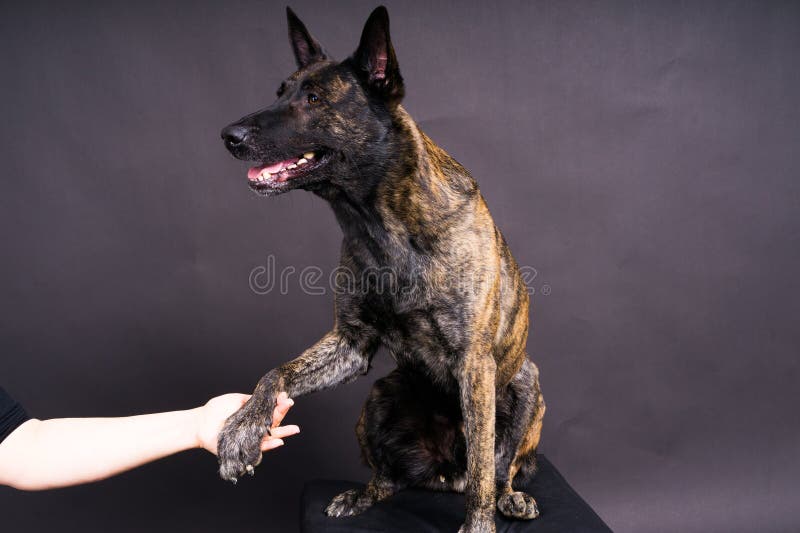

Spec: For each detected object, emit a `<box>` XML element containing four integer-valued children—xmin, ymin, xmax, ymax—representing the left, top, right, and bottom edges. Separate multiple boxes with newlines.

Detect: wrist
<box><xmin>184</xmin><ymin>406</ymin><xmax>206</xmax><ymax>451</ymax></box>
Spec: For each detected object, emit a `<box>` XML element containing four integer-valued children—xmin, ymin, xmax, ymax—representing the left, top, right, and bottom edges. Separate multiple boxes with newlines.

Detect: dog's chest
<box><xmin>346</xmin><ymin>240</ymin><xmax>471</xmax><ymax>373</ymax></box>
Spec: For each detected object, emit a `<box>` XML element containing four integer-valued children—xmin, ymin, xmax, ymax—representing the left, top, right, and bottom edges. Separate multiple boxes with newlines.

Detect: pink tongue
<box><xmin>247</xmin><ymin>158</ymin><xmax>298</xmax><ymax>181</ymax></box>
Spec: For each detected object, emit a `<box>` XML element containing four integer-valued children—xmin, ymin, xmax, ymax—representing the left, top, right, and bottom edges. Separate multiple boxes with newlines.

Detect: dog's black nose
<box><xmin>221</xmin><ymin>125</ymin><xmax>251</xmax><ymax>148</ymax></box>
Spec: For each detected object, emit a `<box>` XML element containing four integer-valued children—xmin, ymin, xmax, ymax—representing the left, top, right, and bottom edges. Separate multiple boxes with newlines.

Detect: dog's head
<box><xmin>221</xmin><ymin>6</ymin><xmax>405</xmax><ymax>197</ymax></box>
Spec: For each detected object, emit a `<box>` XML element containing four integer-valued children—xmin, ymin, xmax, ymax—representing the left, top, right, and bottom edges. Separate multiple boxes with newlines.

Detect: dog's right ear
<box><xmin>286</xmin><ymin>7</ymin><xmax>328</xmax><ymax>69</ymax></box>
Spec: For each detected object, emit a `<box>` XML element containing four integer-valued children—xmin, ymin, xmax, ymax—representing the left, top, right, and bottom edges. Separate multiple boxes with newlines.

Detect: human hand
<box><xmin>196</xmin><ymin>392</ymin><xmax>299</xmax><ymax>455</ymax></box>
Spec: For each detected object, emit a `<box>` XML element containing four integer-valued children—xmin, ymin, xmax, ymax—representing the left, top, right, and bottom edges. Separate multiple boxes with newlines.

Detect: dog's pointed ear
<box><xmin>286</xmin><ymin>7</ymin><xmax>328</xmax><ymax>69</ymax></box>
<box><xmin>352</xmin><ymin>6</ymin><xmax>404</xmax><ymax>105</ymax></box>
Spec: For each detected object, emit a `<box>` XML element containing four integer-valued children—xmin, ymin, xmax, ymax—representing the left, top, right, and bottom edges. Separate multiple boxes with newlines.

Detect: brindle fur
<box><xmin>218</xmin><ymin>7</ymin><xmax>545</xmax><ymax>532</ymax></box>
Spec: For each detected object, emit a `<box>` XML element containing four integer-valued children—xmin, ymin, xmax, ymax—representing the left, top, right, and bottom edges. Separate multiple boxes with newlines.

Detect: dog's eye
<box><xmin>276</xmin><ymin>83</ymin><xmax>286</xmax><ymax>97</ymax></box>
<box><xmin>307</xmin><ymin>93</ymin><xmax>320</xmax><ymax>104</ymax></box>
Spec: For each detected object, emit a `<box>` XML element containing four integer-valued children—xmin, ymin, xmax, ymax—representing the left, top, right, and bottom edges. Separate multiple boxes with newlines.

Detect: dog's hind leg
<box><xmin>325</xmin><ymin>374</ymin><xmax>403</xmax><ymax>518</ymax></box>
<box><xmin>324</xmin><ymin>473</ymin><xmax>397</xmax><ymax>518</ymax></box>
<box><xmin>325</xmin><ymin>366</ymin><xmax>467</xmax><ymax>517</ymax></box>
<box><xmin>494</xmin><ymin>358</ymin><xmax>545</xmax><ymax>520</ymax></box>
<box><xmin>324</xmin><ymin>399</ymin><xmax>399</xmax><ymax>517</ymax></box>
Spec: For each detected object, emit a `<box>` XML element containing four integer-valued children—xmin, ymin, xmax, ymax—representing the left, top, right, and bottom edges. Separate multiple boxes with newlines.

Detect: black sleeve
<box><xmin>0</xmin><ymin>387</ymin><xmax>31</xmax><ymax>443</ymax></box>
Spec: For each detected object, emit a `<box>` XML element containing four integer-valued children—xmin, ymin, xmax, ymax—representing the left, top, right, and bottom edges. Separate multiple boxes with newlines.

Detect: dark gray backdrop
<box><xmin>1</xmin><ymin>1</ymin><xmax>798</xmax><ymax>532</ymax></box>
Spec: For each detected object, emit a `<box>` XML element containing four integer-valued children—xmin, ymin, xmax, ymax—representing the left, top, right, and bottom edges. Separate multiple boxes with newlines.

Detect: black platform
<box><xmin>300</xmin><ymin>455</ymin><xmax>611</xmax><ymax>532</ymax></box>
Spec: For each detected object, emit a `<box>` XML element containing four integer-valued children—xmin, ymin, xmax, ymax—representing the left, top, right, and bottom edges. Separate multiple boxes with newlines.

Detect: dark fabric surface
<box><xmin>0</xmin><ymin>387</ymin><xmax>31</xmax><ymax>443</ymax></box>
<box><xmin>301</xmin><ymin>455</ymin><xmax>611</xmax><ymax>532</ymax></box>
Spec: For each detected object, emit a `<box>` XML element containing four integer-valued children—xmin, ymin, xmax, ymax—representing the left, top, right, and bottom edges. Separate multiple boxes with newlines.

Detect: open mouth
<box><xmin>247</xmin><ymin>150</ymin><xmax>330</xmax><ymax>192</ymax></box>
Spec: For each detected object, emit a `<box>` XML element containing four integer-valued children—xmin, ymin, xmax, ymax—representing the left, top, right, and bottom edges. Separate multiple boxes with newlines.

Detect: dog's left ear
<box><xmin>352</xmin><ymin>6</ymin><xmax>404</xmax><ymax>105</ymax></box>
<box><xmin>286</xmin><ymin>7</ymin><xmax>328</xmax><ymax>69</ymax></box>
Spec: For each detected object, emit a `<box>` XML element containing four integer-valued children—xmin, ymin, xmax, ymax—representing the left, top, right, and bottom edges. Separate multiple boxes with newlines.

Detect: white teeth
<box><xmin>287</xmin><ymin>164</ymin><xmax>297</xmax><ymax>169</ymax></box>
<box><xmin>259</xmin><ymin>170</ymin><xmax>270</xmax><ymax>181</ymax></box>
<box><xmin>297</xmin><ymin>158</ymin><xmax>308</xmax><ymax>165</ymax></box>
<box><xmin>303</xmin><ymin>152</ymin><xmax>315</xmax><ymax>159</ymax></box>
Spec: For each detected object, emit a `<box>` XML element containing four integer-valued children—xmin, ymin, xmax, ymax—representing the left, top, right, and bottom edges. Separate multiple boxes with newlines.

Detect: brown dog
<box><xmin>219</xmin><ymin>6</ymin><xmax>545</xmax><ymax>531</ymax></box>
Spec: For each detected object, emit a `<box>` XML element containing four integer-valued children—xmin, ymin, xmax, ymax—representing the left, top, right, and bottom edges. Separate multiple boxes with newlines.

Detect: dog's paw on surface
<box><xmin>497</xmin><ymin>490</ymin><xmax>539</xmax><ymax>520</ymax></box>
<box><xmin>324</xmin><ymin>488</ymin><xmax>375</xmax><ymax>518</ymax></box>
<box><xmin>217</xmin><ymin>407</ymin><xmax>270</xmax><ymax>482</ymax></box>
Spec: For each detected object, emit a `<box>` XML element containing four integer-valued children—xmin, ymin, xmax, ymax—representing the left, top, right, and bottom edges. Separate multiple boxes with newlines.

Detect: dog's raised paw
<box><xmin>497</xmin><ymin>490</ymin><xmax>539</xmax><ymax>520</ymax></box>
<box><xmin>216</xmin><ymin>408</ymin><xmax>270</xmax><ymax>482</ymax></box>
<box><xmin>324</xmin><ymin>488</ymin><xmax>374</xmax><ymax>518</ymax></box>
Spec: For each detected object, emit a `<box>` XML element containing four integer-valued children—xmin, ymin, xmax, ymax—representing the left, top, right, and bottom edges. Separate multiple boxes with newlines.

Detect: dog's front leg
<box><xmin>217</xmin><ymin>329</ymin><xmax>376</xmax><ymax>482</ymax></box>
<box><xmin>458</xmin><ymin>352</ymin><xmax>497</xmax><ymax>533</ymax></box>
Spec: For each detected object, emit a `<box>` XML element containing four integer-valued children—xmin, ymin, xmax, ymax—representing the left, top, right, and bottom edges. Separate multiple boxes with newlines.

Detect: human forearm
<box><xmin>0</xmin><ymin>408</ymin><xmax>201</xmax><ymax>490</ymax></box>
<box><xmin>0</xmin><ymin>392</ymin><xmax>298</xmax><ymax>491</ymax></box>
